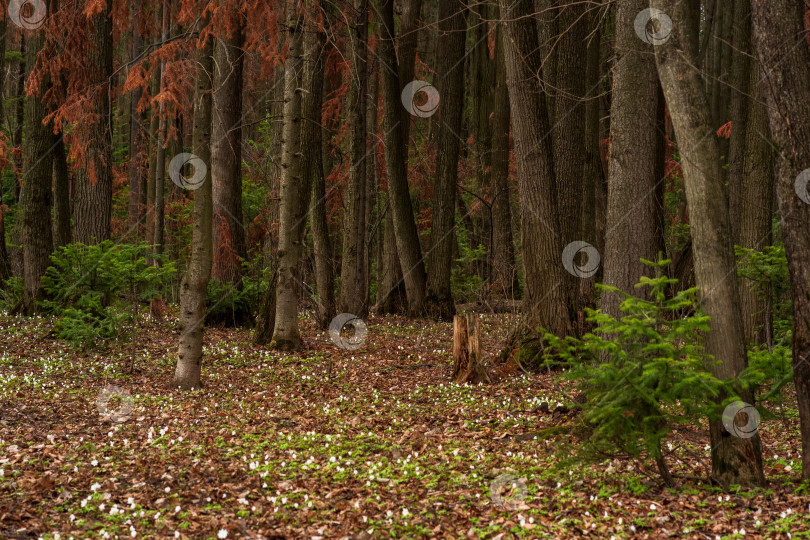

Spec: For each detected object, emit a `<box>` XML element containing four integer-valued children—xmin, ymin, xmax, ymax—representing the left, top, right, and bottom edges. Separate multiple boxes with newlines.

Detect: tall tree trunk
<box><xmin>726</xmin><ymin>0</ymin><xmax>752</xmax><ymax>242</ymax></box>
<box><xmin>535</xmin><ymin>0</ymin><xmax>557</xmax><ymax>123</ymax></box>
<box><xmin>425</xmin><ymin>0</ymin><xmax>465</xmax><ymax>320</ymax></box>
<box><xmin>490</xmin><ymin>24</ymin><xmax>517</xmax><ymax>299</ymax></box>
<box><xmin>13</xmin><ymin>39</ymin><xmax>25</xmax><ymax>204</ymax></box>
<box><xmin>308</xmin><ymin>39</ymin><xmax>334</xmax><ymax>330</ymax></box>
<box><xmin>498</xmin><ymin>0</ymin><xmax>571</xmax><ymax>356</ymax></box>
<box><xmin>751</xmin><ymin>0</ymin><xmax>810</xmax><ymax>481</ymax></box>
<box><xmin>339</xmin><ymin>0</ymin><xmax>369</xmax><ymax>316</ymax></box>
<box><xmin>8</xmin><ymin>40</ymin><xmax>26</xmax><ymax>280</ymax></box>
<box><xmin>376</xmin><ymin>0</ymin><xmax>427</xmax><ymax>315</ymax></box>
<box><xmin>152</xmin><ymin>7</ymin><xmax>169</xmax><ymax>258</ymax></box>
<box><xmin>73</xmin><ymin>2</ymin><xmax>113</xmax><ymax>245</ymax></box>
<box><xmin>378</xmin><ymin>198</ymin><xmax>407</xmax><ymax>313</ymax></box>
<box><xmin>738</xmin><ymin>68</ymin><xmax>774</xmax><ymax>346</ymax></box>
<box><xmin>594</xmin><ymin>72</ymin><xmax>610</xmax><ymax>269</ymax></box>
<box><xmin>552</xmin><ymin>0</ymin><xmax>589</xmax><ymax>333</ymax></box>
<box><xmin>375</xmin><ymin>0</ymin><xmax>421</xmax><ymax>314</ymax></box>
<box><xmin>146</xmin><ymin>37</ymin><xmax>160</xmax><ymax>244</ymax></box>
<box><xmin>0</xmin><ymin>210</ymin><xmax>10</xmax><ymax>282</ymax></box>
<box><xmin>174</xmin><ymin>24</ymin><xmax>215</xmax><ymax>390</ymax></box>
<box><xmin>397</xmin><ymin>0</ymin><xmax>422</xmax><ymax>158</ymax></box>
<box><xmin>52</xmin><ymin>133</ymin><xmax>72</xmax><ymax>248</ymax></box>
<box><xmin>579</xmin><ymin>13</ymin><xmax>604</xmax><ymax>326</ymax></box>
<box><xmin>0</xmin><ymin>12</ymin><xmax>9</xmax><ymax>282</ymax></box>
<box><xmin>730</xmin><ymin>2</ymin><xmax>774</xmax><ymax>345</ymax></box>
<box><xmin>270</xmin><ymin>2</ymin><xmax>307</xmax><ymax>350</ymax></box>
<box><xmin>469</xmin><ymin>1</ymin><xmax>495</xmax><ymax>283</ymax></box>
<box><xmin>127</xmin><ymin>0</ymin><xmax>144</xmax><ymax>233</ymax></box>
<box><xmin>0</xmin><ymin>13</ymin><xmax>3</xmax><ymax>159</ymax></box>
<box><xmin>20</xmin><ymin>25</ymin><xmax>53</xmax><ymax>313</ymax></box>
<box><xmin>365</xmin><ymin>66</ymin><xmax>379</xmax><ymax>307</ymax></box>
<box><xmin>705</xmin><ymin>0</ymin><xmax>732</xmax><ymax>130</ymax></box>
<box><xmin>211</xmin><ymin>5</ymin><xmax>247</xmax><ymax>284</ymax></box>
<box><xmin>653</xmin><ymin>0</ymin><xmax>765</xmax><ymax>488</ymax></box>
<box><xmin>602</xmin><ymin>0</ymin><xmax>663</xmax><ymax>320</ymax></box>
<box><xmin>167</xmin><ymin>111</ymin><xmax>184</xmax><ymax>272</ymax></box>
<box><xmin>264</xmin><ymin>53</ymin><xmax>286</xmax><ymax>263</ymax></box>
<box><xmin>301</xmin><ymin>30</ymin><xmax>328</xmax><ymax>329</ymax></box>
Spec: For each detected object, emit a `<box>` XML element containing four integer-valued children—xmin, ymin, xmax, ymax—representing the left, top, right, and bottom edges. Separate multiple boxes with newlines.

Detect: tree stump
<box><xmin>452</xmin><ymin>314</ymin><xmax>491</xmax><ymax>384</ymax></box>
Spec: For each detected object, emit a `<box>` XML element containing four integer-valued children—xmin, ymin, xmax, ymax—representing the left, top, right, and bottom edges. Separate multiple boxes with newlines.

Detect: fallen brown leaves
<box><xmin>0</xmin><ymin>313</ymin><xmax>807</xmax><ymax>539</ymax></box>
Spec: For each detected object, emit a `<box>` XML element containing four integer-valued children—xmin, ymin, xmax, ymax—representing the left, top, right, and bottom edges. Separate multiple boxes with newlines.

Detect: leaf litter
<box><xmin>0</xmin><ymin>313</ymin><xmax>808</xmax><ymax>539</ymax></box>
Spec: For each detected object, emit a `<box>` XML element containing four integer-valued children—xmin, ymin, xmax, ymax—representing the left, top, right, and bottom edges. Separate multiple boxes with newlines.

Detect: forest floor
<box><xmin>0</xmin><ymin>312</ymin><xmax>808</xmax><ymax>539</ymax></box>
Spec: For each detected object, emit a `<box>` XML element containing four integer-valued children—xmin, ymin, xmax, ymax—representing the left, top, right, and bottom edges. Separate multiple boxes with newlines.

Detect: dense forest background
<box><xmin>2</xmin><ymin>0</ymin><xmax>810</xmax><ymax>537</ymax></box>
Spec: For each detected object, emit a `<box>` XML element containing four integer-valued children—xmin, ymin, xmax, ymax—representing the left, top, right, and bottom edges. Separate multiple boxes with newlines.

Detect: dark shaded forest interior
<box><xmin>1</xmin><ymin>0</ymin><xmax>810</xmax><ymax>538</ymax></box>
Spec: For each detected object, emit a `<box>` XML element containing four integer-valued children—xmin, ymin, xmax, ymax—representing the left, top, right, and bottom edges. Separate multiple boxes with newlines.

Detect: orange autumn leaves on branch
<box><xmin>25</xmin><ymin>0</ymin><xmax>288</xmax><ymax>183</ymax></box>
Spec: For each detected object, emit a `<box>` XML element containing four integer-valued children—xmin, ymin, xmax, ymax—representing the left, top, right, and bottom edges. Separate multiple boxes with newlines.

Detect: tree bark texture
<box><xmin>73</xmin><ymin>2</ymin><xmax>113</xmax><ymax>245</ymax></box>
<box><xmin>339</xmin><ymin>0</ymin><xmax>369</xmax><ymax>316</ymax></box>
<box><xmin>653</xmin><ymin>0</ymin><xmax>765</xmax><ymax>488</ymax></box>
<box><xmin>602</xmin><ymin>0</ymin><xmax>664</xmax><ymax>320</ymax></box>
<box><xmin>498</xmin><ymin>0</ymin><xmax>571</xmax><ymax>353</ymax></box>
<box><xmin>174</xmin><ymin>26</ymin><xmax>215</xmax><ymax>390</ymax></box>
<box><xmin>376</xmin><ymin>0</ymin><xmax>427</xmax><ymax>315</ymax></box>
<box><xmin>211</xmin><ymin>5</ymin><xmax>247</xmax><ymax>284</ymax></box>
<box><xmin>20</xmin><ymin>26</ymin><xmax>53</xmax><ymax>313</ymax></box>
<box><xmin>270</xmin><ymin>2</ymin><xmax>308</xmax><ymax>350</ymax></box>
<box><xmin>751</xmin><ymin>0</ymin><xmax>810</xmax><ymax>481</ymax></box>
<box><xmin>425</xmin><ymin>0</ymin><xmax>465</xmax><ymax>320</ymax></box>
